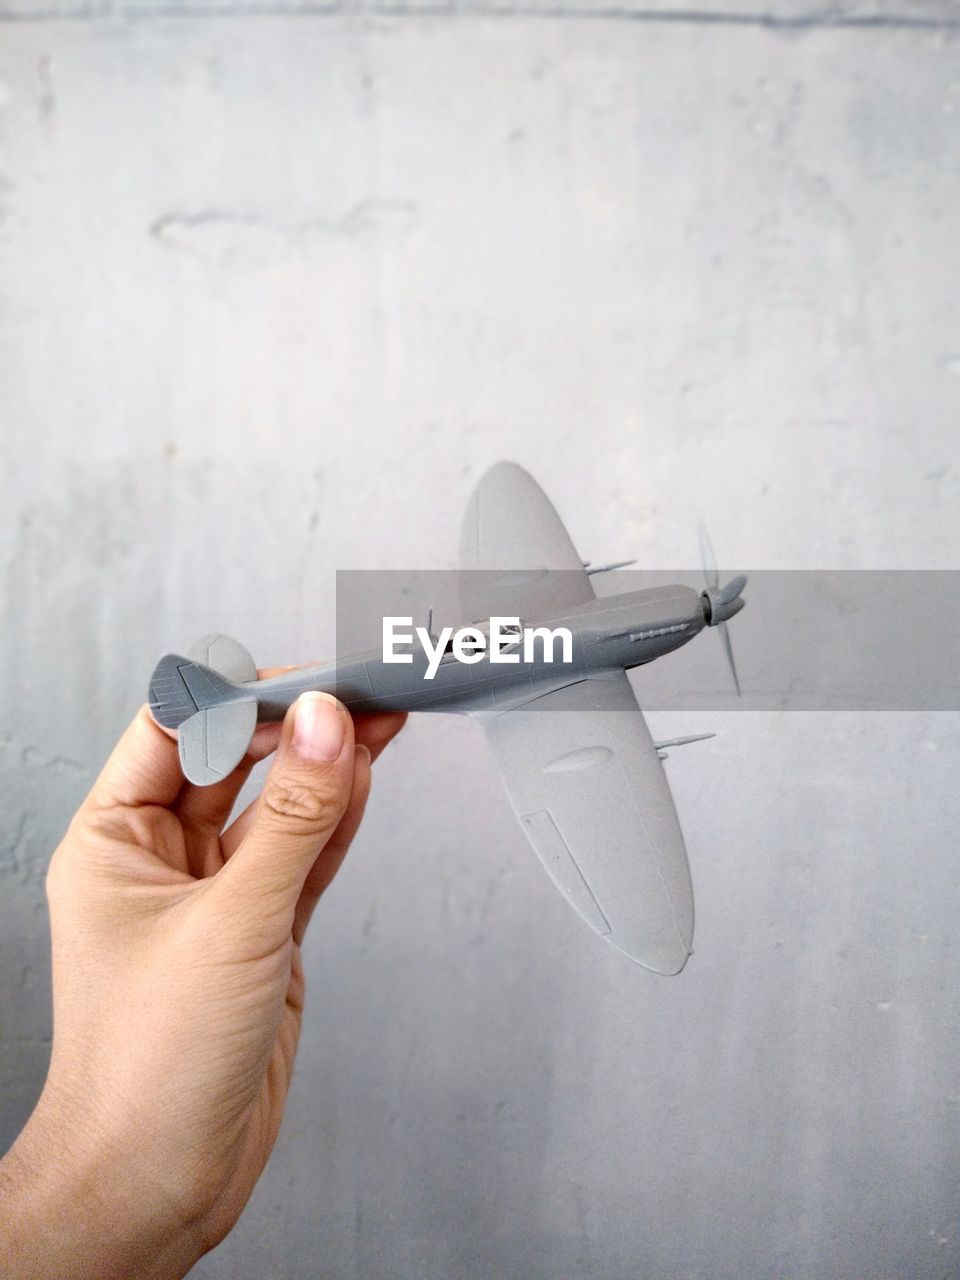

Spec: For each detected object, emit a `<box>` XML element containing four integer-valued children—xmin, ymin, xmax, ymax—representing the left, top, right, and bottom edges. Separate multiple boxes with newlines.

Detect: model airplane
<box><xmin>149</xmin><ymin>462</ymin><xmax>746</xmax><ymax>975</ymax></box>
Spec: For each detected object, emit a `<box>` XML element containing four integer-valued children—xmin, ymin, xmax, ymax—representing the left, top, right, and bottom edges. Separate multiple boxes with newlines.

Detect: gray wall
<box><xmin>2</xmin><ymin>3</ymin><xmax>959</xmax><ymax>1276</ymax></box>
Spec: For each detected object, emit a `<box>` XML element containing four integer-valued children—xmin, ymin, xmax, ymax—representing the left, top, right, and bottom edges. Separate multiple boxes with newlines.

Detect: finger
<box><xmin>218</xmin><ymin>712</ymin><xmax>405</xmax><ymax>859</ymax></box>
<box><xmin>353</xmin><ymin>711</ymin><xmax>407</xmax><ymax>763</ymax></box>
<box><xmin>87</xmin><ymin>704</ymin><xmax>186</xmax><ymax>812</ymax></box>
<box><xmin>212</xmin><ymin>692</ymin><xmax>355</xmax><ymax>922</ymax></box>
<box><xmin>155</xmin><ymin>662</ymin><xmax>403</xmax><ymax>838</ymax></box>
<box><xmin>173</xmin><ymin>721</ymin><xmax>283</xmax><ymax>846</ymax></box>
<box><xmin>293</xmin><ymin>744</ymin><xmax>371</xmax><ymax>946</ymax></box>
<box><xmin>247</xmin><ymin>687</ymin><xmax>405</xmax><ymax>761</ymax></box>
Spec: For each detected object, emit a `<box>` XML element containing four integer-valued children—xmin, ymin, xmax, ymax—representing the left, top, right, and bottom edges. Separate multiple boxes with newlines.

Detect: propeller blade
<box><xmin>717</xmin><ymin>573</ymin><xmax>747</xmax><ymax>606</ymax></box>
<box><xmin>718</xmin><ymin>621</ymin><xmax>741</xmax><ymax>697</ymax></box>
<box><xmin>698</xmin><ymin>521</ymin><xmax>720</xmax><ymax>592</ymax></box>
<box><xmin>698</xmin><ymin>523</ymin><xmax>744</xmax><ymax>695</ymax></box>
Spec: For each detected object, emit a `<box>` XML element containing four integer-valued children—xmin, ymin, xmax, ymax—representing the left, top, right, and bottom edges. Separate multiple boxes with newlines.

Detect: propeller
<box><xmin>698</xmin><ymin>522</ymin><xmax>747</xmax><ymax>697</ymax></box>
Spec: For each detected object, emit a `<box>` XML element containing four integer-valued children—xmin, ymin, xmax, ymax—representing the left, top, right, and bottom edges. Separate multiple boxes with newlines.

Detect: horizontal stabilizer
<box><xmin>188</xmin><ymin>633</ymin><xmax>257</xmax><ymax>684</ymax></box>
<box><xmin>149</xmin><ymin>653</ymin><xmax>259</xmax><ymax>785</ymax></box>
<box><xmin>178</xmin><ymin>699</ymin><xmax>259</xmax><ymax>786</ymax></box>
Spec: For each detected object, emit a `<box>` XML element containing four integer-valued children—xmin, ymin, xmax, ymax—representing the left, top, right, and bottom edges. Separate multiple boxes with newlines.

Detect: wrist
<box><xmin>0</xmin><ymin>1098</ymin><xmax>202</xmax><ymax>1280</ymax></box>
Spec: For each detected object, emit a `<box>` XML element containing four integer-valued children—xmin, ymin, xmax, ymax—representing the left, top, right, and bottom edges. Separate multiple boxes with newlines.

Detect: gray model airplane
<box><xmin>149</xmin><ymin>462</ymin><xmax>746</xmax><ymax>975</ymax></box>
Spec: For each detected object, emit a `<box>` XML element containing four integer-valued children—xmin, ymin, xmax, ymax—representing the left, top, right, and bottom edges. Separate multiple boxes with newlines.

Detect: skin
<box><xmin>0</xmin><ymin>668</ymin><xmax>406</xmax><ymax>1279</ymax></box>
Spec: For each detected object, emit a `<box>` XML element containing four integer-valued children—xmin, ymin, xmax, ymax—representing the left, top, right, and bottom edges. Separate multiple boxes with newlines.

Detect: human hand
<box><xmin>0</xmin><ymin>679</ymin><xmax>405</xmax><ymax>1279</ymax></box>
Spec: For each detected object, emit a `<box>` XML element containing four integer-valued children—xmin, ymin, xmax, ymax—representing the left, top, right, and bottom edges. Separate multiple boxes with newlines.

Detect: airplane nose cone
<box><xmin>702</xmin><ymin>576</ymin><xmax>747</xmax><ymax>626</ymax></box>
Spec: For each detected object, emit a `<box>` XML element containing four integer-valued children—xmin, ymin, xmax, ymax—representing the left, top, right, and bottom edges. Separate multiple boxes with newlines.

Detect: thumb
<box><xmin>217</xmin><ymin>692</ymin><xmax>356</xmax><ymax>917</ymax></box>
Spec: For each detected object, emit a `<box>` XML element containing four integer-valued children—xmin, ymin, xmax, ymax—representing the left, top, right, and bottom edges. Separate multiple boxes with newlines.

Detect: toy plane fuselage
<box><xmin>249</xmin><ymin>586</ymin><xmax>705</xmax><ymax>721</ymax></box>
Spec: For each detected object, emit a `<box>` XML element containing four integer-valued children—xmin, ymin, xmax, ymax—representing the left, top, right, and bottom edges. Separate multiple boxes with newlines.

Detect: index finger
<box><xmin>87</xmin><ymin>704</ymin><xmax>185</xmax><ymax>812</ymax></box>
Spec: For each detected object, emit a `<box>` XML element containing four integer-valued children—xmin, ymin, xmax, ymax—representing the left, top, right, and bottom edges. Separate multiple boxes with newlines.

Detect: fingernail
<box><xmin>294</xmin><ymin>693</ymin><xmax>346</xmax><ymax>762</ymax></box>
<box><xmin>354</xmin><ymin>743</ymin><xmax>371</xmax><ymax>769</ymax></box>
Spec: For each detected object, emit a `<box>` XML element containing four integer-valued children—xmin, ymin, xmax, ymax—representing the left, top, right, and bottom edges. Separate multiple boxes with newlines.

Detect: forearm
<box><xmin>0</xmin><ymin>1105</ymin><xmax>201</xmax><ymax>1280</ymax></box>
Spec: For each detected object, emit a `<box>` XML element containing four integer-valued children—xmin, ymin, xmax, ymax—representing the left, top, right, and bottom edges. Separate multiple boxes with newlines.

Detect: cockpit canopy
<box><xmin>440</xmin><ymin>619</ymin><xmax>525</xmax><ymax>658</ymax></box>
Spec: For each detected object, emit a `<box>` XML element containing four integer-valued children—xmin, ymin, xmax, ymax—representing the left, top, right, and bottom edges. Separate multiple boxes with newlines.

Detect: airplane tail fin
<box><xmin>148</xmin><ymin>654</ymin><xmax>239</xmax><ymax>728</ymax></box>
<box><xmin>148</xmin><ymin>653</ymin><xmax>258</xmax><ymax>786</ymax></box>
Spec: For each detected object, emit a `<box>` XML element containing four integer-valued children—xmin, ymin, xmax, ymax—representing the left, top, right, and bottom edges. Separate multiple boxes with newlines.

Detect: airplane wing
<box><xmin>484</xmin><ymin>671</ymin><xmax>695</xmax><ymax>974</ymax></box>
<box><xmin>460</xmin><ymin>461</ymin><xmax>595</xmax><ymax>622</ymax></box>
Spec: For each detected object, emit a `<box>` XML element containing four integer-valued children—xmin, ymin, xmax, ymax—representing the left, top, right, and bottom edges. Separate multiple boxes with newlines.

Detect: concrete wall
<box><xmin>1</xmin><ymin>4</ymin><xmax>959</xmax><ymax>1276</ymax></box>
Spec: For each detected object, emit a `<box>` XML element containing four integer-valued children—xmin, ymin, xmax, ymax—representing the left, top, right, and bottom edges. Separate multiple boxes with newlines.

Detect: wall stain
<box><xmin>149</xmin><ymin>200</ymin><xmax>419</xmax><ymax>264</ymax></box>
